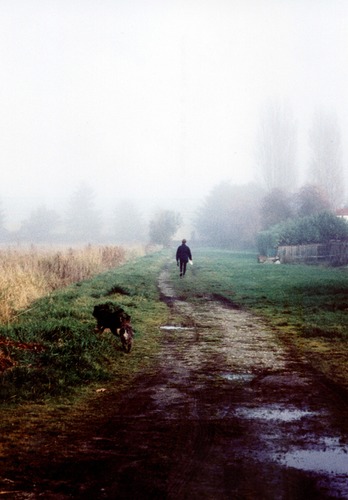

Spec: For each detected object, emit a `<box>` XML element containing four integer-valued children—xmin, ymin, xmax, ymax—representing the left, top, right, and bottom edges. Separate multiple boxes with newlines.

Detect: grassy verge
<box><xmin>0</xmin><ymin>251</ymin><xmax>169</xmax><ymax>404</ymax></box>
<box><xmin>1</xmin><ymin>247</ymin><xmax>347</xmax><ymax>479</ymax></box>
<box><xmin>2</xmin><ymin>247</ymin><xmax>347</xmax><ymax>404</ymax></box>
<box><xmin>171</xmin><ymin>248</ymin><xmax>348</xmax><ymax>391</ymax></box>
<box><xmin>0</xmin><ymin>250</ymin><xmax>172</xmax><ymax>480</ymax></box>
<box><xmin>0</xmin><ymin>245</ymin><xmax>130</xmax><ymax>323</ymax></box>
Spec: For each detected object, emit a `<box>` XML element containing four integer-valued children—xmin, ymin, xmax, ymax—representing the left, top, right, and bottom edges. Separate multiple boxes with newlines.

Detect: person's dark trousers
<box><xmin>179</xmin><ymin>260</ymin><xmax>187</xmax><ymax>276</ymax></box>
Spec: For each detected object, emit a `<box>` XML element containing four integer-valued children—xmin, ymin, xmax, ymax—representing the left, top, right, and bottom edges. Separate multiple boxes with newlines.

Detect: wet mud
<box><xmin>1</xmin><ymin>268</ymin><xmax>348</xmax><ymax>498</ymax></box>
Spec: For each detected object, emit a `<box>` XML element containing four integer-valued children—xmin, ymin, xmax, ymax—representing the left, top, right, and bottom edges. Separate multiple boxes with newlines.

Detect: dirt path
<box><xmin>2</xmin><ymin>268</ymin><xmax>348</xmax><ymax>498</ymax></box>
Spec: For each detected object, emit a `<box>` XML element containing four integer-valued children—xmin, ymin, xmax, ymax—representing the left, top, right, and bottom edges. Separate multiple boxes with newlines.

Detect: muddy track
<box><xmin>2</xmin><ymin>268</ymin><xmax>348</xmax><ymax>498</ymax></box>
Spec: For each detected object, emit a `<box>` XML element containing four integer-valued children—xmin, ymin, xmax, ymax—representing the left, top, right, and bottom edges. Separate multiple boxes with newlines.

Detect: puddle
<box><xmin>221</xmin><ymin>373</ymin><xmax>255</xmax><ymax>382</ymax></box>
<box><xmin>277</xmin><ymin>445</ymin><xmax>348</xmax><ymax>475</ymax></box>
<box><xmin>160</xmin><ymin>325</ymin><xmax>194</xmax><ymax>331</ymax></box>
<box><xmin>236</xmin><ymin>405</ymin><xmax>318</xmax><ymax>422</ymax></box>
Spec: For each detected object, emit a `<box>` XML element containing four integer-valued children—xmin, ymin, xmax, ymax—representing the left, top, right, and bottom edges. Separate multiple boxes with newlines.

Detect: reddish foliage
<box><xmin>0</xmin><ymin>336</ymin><xmax>44</xmax><ymax>352</ymax></box>
<box><xmin>0</xmin><ymin>352</ymin><xmax>16</xmax><ymax>371</ymax></box>
<box><xmin>0</xmin><ymin>337</ymin><xmax>44</xmax><ymax>372</ymax></box>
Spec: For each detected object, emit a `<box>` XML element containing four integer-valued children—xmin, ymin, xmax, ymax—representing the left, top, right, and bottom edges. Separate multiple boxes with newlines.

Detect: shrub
<box><xmin>257</xmin><ymin>211</ymin><xmax>348</xmax><ymax>254</ymax></box>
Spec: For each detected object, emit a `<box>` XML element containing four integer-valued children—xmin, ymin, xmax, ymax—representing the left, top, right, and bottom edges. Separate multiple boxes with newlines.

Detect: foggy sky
<box><xmin>1</xmin><ymin>0</ymin><xmax>348</xmax><ymax>224</ymax></box>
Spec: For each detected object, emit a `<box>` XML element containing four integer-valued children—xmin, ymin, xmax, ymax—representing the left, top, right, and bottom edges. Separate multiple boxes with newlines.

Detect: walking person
<box><xmin>176</xmin><ymin>239</ymin><xmax>192</xmax><ymax>277</ymax></box>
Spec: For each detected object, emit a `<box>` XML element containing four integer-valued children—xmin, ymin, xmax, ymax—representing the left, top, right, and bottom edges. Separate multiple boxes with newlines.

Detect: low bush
<box><xmin>257</xmin><ymin>211</ymin><xmax>348</xmax><ymax>254</ymax></box>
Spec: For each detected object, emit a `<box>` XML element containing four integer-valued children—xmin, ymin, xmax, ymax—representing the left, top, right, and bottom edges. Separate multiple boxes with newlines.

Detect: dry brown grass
<box><xmin>0</xmin><ymin>245</ymin><xmax>144</xmax><ymax>323</ymax></box>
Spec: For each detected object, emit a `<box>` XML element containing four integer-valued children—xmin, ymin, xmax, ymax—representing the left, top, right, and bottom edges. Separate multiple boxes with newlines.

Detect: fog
<box><xmin>1</xmin><ymin>0</ymin><xmax>348</xmax><ymax>231</ymax></box>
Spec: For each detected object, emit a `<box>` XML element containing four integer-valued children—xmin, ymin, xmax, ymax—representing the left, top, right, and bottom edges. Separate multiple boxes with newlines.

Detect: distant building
<box><xmin>336</xmin><ymin>208</ymin><xmax>348</xmax><ymax>221</ymax></box>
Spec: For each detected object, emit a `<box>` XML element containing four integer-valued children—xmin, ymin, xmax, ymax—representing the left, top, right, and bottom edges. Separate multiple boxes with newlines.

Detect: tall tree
<box><xmin>260</xmin><ymin>188</ymin><xmax>293</xmax><ymax>230</ymax></box>
<box><xmin>18</xmin><ymin>205</ymin><xmax>60</xmax><ymax>242</ymax></box>
<box><xmin>0</xmin><ymin>199</ymin><xmax>7</xmax><ymax>241</ymax></box>
<box><xmin>113</xmin><ymin>201</ymin><xmax>146</xmax><ymax>243</ymax></box>
<box><xmin>308</xmin><ymin>110</ymin><xmax>344</xmax><ymax>209</ymax></box>
<box><xmin>255</xmin><ymin>101</ymin><xmax>297</xmax><ymax>191</ymax></box>
<box><xmin>149</xmin><ymin>210</ymin><xmax>182</xmax><ymax>247</ymax></box>
<box><xmin>195</xmin><ymin>181</ymin><xmax>263</xmax><ymax>248</ymax></box>
<box><xmin>66</xmin><ymin>183</ymin><xmax>101</xmax><ymax>242</ymax></box>
<box><xmin>294</xmin><ymin>184</ymin><xmax>330</xmax><ymax>217</ymax></box>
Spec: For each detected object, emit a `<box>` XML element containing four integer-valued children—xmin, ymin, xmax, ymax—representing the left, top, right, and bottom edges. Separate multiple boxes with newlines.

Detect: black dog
<box><xmin>92</xmin><ymin>302</ymin><xmax>130</xmax><ymax>336</ymax></box>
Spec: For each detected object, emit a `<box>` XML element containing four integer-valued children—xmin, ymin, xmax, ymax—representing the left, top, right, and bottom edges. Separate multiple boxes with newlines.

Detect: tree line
<box><xmin>172</xmin><ymin>180</ymin><xmax>347</xmax><ymax>252</ymax></box>
<box><xmin>0</xmin><ymin>183</ymin><xmax>147</xmax><ymax>244</ymax></box>
<box><xmin>0</xmin><ymin>180</ymin><xmax>346</xmax><ymax>249</ymax></box>
<box><xmin>0</xmin><ymin>102</ymin><xmax>346</xmax><ymax>248</ymax></box>
<box><xmin>192</xmin><ymin>102</ymin><xmax>348</xmax><ymax>252</ymax></box>
<box><xmin>256</xmin><ymin>103</ymin><xmax>344</xmax><ymax>209</ymax></box>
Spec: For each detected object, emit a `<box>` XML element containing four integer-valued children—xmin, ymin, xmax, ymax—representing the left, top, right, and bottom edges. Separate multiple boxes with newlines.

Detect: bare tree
<box><xmin>255</xmin><ymin>101</ymin><xmax>297</xmax><ymax>192</ymax></box>
<box><xmin>308</xmin><ymin>110</ymin><xmax>344</xmax><ymax>209</ymax></box>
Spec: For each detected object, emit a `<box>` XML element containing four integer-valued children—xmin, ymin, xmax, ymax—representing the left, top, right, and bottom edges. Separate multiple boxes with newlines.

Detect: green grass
<box><xmin>171</xmin><ymin>248</ymin><xmax>348</xmax><ymax>340</ymax></box>
<box><xmin>0</xmin><ymin>252</ymin><xmax>169</xmax><ymax>404</ymax></box>
<box><xmin>171</xmin><ymin>248</ymin><xmax>348</xmax><ymax>390</ymax></box>
<box><xmin>1</xmin><ymin>246</ymin><xmax>347</xmax><ymax>486</ymax></box>
<box><xmin>2</xmin><ymin>247</ymin><xmax>348</xmax><ymax>404</ymax></box>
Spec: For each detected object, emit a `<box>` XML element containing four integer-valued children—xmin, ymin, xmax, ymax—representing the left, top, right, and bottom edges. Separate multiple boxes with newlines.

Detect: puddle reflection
<box><xmin>160</xmin><ymin>325</ymin><xmax>194</xmax><ymax>331</ymax></box>
<box><xmin>221</xmin><ymin>373</ymin><xmax>254</xmax><ymax>382</ymax></box>
<box><xmin>236</xmin><ymin>405</ymin><xmax>318</xmax><ymax>422</ymax></box>
<box><xmin>277</xmin><ymin>446</ymin><xmax>348</xmax><ymax>474</ymax></box>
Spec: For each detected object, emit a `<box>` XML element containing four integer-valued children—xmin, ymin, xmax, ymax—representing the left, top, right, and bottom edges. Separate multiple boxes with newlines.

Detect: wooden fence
<box><xmin>278</xmin><ymin>241</ymin><xmax>348</xmax><ymax>266</ymax></box>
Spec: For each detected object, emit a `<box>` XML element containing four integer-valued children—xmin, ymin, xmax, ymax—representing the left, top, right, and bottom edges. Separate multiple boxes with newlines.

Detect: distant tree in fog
<box><xmin>255</xmin><ymin>101</ymin><xmax>297</xmax><ymax>191</ymax></box>
<box><xmin>0</xmin><ymin>200</ymin><xmax>7</xmax><ymax>241</ymax></box>
<box><xmin>0</xmin><ymin>201</ymin><xmax>4</xmax><ymax>226</ymax></box>
<box><xmin>294</xmin><ymin>184</ymin><xmax>330</xmax><ymax>217</ymax></box>
<box><xmin>195</xmin><ymin>182</ymin><xmax>263</xmax><ymax>248</ymax></box>
<box><xmin>113</xmin><ymin>201</ymin><xmax>146</xmax><ymax>243</ymax></box>
<box><xmin>260</xmin><ymin>188</ymin><xmax>293</xmax><ymax>230</ymax></box>
<box><xmin>149</xmin><ymin>210</ymin><xmax>182</xmax><ymax>247</ymax></box>
<box><xmin>18</xmin><ymin>205</ymin><xmax>60</xmax><ymax>242</ymax></box>
<box><xmin>308</xmin><ymin>110</ymin><xmax>344</xmax><ymax>209</ymax></box>
<box><xmin>66</xmin><ymin>183</ymin><xmax>101</xmax><ymax>242</ymax></box>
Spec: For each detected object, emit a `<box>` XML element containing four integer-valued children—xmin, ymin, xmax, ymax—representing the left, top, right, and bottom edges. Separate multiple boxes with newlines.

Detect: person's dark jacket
<box><xmin>176</xmin><ymin>243</ymin><xmax>192</xmax><ymax>263</ymax></box>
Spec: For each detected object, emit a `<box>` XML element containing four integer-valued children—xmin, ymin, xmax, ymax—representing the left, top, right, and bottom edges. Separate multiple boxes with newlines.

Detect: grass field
<box><xmin>172</xmin><ymin>248</ymin><xmax>348</xmax><ymax>338</ymax></box>
<box><xmin>171</xmin><ymin>248</ymin><xmax>348</xmax><ymax>390</ymax></box>
<box><xmin>0</xmin><ymin>250</ymin><xmax>168</xmax><ymax>403</ymax></box>
<box><xmin>1</xmin><ymin>247</ymin><xmax>347</xmax><ymax>405</ymax></box>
